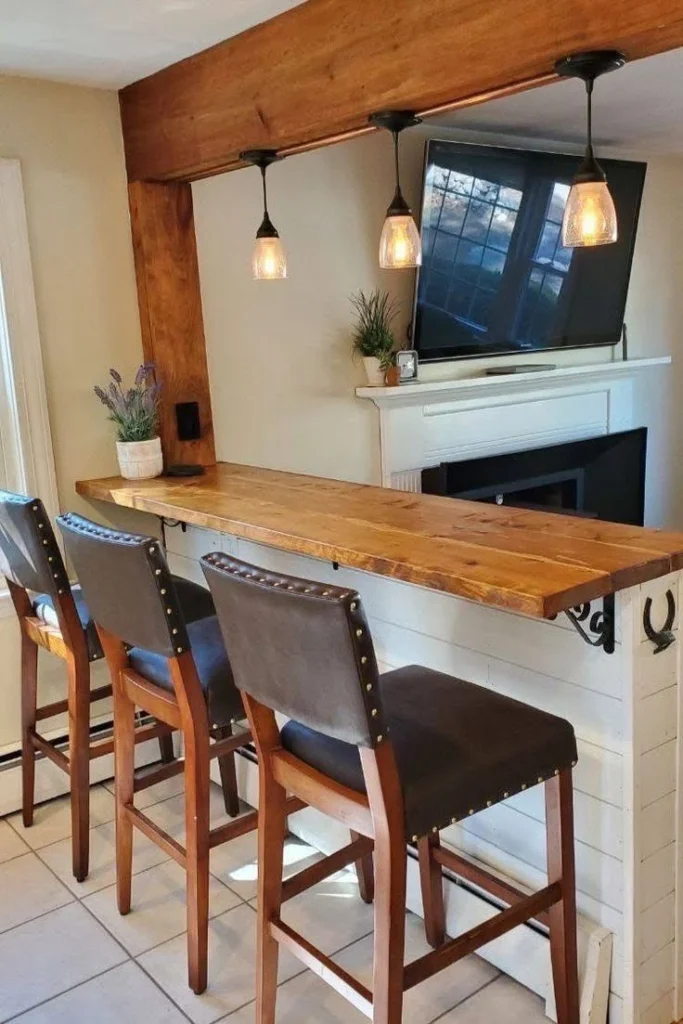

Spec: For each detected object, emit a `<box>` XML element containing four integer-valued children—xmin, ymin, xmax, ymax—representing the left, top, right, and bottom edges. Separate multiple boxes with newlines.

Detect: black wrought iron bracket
<box><xmin>643</xmin><ymin>590</ymin><xmax>676</xmax><ymax>654</ymax></box>
<box><xmin>564</xmin><ymin>594</ymin><xmax>615</xmax><ymax>654</ymax></box>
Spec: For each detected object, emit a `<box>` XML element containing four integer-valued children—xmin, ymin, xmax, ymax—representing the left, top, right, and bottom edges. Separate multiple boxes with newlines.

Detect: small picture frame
<box><xmin>396</xmin><ymin>349</ymin><xmax>419</xmax><ymax>384</ymax></box>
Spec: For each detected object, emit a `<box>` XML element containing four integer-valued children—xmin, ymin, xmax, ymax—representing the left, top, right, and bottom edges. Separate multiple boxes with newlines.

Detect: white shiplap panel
<box><xmin>640</xmin><ymin>893</ymin><xmax>675</xmax><ymax>966</ymax></box>
<box><xmin>638</xmin><ymin>687</ymin><xmax>678</xmax><ymax>754</ymax></box>
<box><xmin>642</xmin><ymin>843</ymin><xmax>676</xmax><ymax>911</ymax></box>
<box><xmin>506</xmin><ymin>786</ymin><xmax>622</xmax><ymax>860</ymax></box>
<box><xmin>446</xmin><ymin>804</ymin><xmax>622</xmax><ymax>911</ymax></box>
<box><xmin>640</xmin><ymin>944</ymin><xmax>675</xmax><ymax>1018</ymax></box>
<box><xmin>640</xmin><ymin>793</ymin><xmax>676</xmax><ymax>862</ymax></box>
<box><xmin>640</xmin><ymin>739</ymin><xmax>676</xmax><ymax>809</ymax></box>
<box><xmin>641</xmin><ymin>989</ymin><xmax>675</xmax><ymax>1024</ymax></box>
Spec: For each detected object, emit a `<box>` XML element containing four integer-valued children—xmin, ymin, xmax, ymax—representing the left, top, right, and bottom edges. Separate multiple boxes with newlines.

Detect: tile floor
<box><xmin>0</xmin><ymin>779</ymin><xmax>551</xmax><ymax>1022</ymax></box>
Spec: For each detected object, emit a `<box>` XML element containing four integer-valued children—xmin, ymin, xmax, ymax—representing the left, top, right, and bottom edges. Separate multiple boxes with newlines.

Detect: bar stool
<box><xmin>0</xmin><ymin>490</ymin><xmax>217</xmax><ymax>882</ymax></box>
<box><xmin>57</xmin><ymin>512</ymin><xmax>308</xmax><ymax>994</ymax></box>
<box><xmin>202</xmin><ymin>552</ymin><xmax>580</xmax><ymax>1024</ymax></box>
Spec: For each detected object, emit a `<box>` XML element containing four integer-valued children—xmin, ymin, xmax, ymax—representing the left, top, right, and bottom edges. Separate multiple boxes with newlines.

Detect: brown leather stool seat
<box><xmin>128</xmin><ymin>615</ymin><xmax>244</xmax><ymax>729</ymax></box>
<box><xmin>33</xmin><ymin>576</ymin><xmax>215</xmax><ymax>663</ymax></box>
<box><xmin>282</xmin><ymin>664</ymin><xmax>577</xmax><ymax>841</ymax></box>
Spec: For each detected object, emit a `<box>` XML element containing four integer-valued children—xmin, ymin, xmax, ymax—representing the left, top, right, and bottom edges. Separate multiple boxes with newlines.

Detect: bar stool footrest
<box><xmin>271</xmin><ymin>918</ymin><xmax>373</xmax><ymax>1018</ymax></box>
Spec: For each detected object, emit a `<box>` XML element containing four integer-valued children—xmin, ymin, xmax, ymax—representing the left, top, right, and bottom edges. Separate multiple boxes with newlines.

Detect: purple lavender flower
<box><xmin>94</xmin><ymin>365</ymin><xmax>160</xmax><ymax>443</ymax></box>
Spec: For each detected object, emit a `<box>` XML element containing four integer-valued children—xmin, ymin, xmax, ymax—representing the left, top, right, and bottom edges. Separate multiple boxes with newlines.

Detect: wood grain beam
<box><xmin>119</xmin><ymin>0</ymin><xmax>683</xmax><ymax>183</ymax></box>
<box><xmin>128</xmin><ymin>180</ymin><xmax>215</xmax><ymax>466</ymax></box>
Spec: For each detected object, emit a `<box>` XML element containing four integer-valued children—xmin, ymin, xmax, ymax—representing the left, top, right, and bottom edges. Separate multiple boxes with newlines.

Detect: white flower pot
<box><xmin>363</xmin><ymin>356</ymin><xmax>386</xmax><ymax>387</ymax></box>
<box><xmin>116</xmin><ymin>437</ymin><xmax>163</xmax><ymax>480</ymax></box>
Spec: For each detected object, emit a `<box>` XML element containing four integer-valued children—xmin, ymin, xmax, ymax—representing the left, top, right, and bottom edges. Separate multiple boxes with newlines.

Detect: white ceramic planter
<box><xmin>362</xmin><ymin>356</ymin><xmax>386</xmax><ymax>387</ymax></box>
<box><xmin>116</xmin><ymin>437</ymin><xmax>163</xmax><ymax>480</ymax></box>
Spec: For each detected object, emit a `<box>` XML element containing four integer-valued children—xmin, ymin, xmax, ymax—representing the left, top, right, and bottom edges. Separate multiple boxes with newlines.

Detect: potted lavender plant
<box><xmin>94</xmin><ymin>365</ymin><xmax>163</xmax><ymax>480</ymax></box>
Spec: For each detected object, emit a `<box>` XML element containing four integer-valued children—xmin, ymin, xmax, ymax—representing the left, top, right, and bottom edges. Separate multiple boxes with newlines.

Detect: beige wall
<box><xmin>194</xmin><ymin>125</ymin><xmax>683</xmax><ymax>528</ymax></box>
<box><xmin>0</xmin><ymin>75</ymin><xmax>142</xmax><ymax>510</ymax></box>
<box><xmin>0</xmin><ymin>76</ymin><xmax>142</xmax><ymax>750</ymax></box>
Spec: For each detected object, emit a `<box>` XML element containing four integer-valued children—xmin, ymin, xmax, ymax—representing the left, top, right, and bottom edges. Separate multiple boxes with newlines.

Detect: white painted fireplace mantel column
<box><xmin>356</xmin><ymin>358</ymin><xmax>671</xmax><ymax>490</ymax></box>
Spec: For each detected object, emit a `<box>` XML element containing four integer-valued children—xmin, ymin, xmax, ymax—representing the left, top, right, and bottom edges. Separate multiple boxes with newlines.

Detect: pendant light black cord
<box><xmin>260</xmin><ymin>164</ymin><xmax>269</xmax><ymax>218</ymax></box>
<box><xmin>584</xmin><ymin>78</ymin><xmax>595</xmax><ymax>160</ymax></box>
<box><xmin>393</xmin><ymin>130</ymin><xmax>401</xmax><ymax>195</ymax></box>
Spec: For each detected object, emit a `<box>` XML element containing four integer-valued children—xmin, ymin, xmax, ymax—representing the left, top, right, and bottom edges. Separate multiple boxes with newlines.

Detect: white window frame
<box><xmin>0</xmin><ymin>158</ymin><xmax>59</xmax><ymax>614</ymax></box>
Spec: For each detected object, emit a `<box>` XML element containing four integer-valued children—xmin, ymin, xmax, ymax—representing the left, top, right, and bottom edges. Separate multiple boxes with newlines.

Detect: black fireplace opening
<box><xmin>422</xmin><ymin>427</ymin><xmax>647</xmax><ymax>525</ymax></box>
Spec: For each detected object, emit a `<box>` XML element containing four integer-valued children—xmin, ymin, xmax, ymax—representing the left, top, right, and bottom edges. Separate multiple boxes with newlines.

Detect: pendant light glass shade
<box><xmin>253</xmin><ymin>231</ymin><xmax>287</xmax><ymax>280</ymax></box>
<box><xmin>379</xmin><ymin>212</ymin><xmax>422</xmax><ymax>269</ymax></box>
<box><xmin>561</xmin><ymin>179</ymin><xmax>617</xmax><ymax>247</ymax></box>
<box><xmin>555</xmin><ymin>51</ymin><xmax>625</xmax><ymax>250</ymax></box>
<box><xmin>240</xmin><ymin>149</ymin><xmax>287</xmax><ymax>280</ymax></box>
<box><xmin>370</xmin><ymin>111</ymin><xmax>422</xmax><ymax>270</ymax></box>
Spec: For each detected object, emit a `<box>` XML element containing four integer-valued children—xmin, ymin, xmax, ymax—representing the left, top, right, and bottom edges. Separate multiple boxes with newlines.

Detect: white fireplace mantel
<box><xmin>356</xmin><ymin>357</ymin><xmax>671</xmax><ymax>489</ymax></box>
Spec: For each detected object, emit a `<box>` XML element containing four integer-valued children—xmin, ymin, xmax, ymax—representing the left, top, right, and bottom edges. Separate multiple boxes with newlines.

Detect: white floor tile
<box><xmin>273</xmin><ymin>866</ymin><xmax>375</xmax><ymax>955</ymax></box>
<box><xmin>38</xmin><ymin>817</ymin><xmax>169</xmax><ymax>896</ymax></box>
<box><xmin>13</xmin><ymin>961</ymin><xmax>187</xmax><ymax>1024</ymax></box>
<box><xmin>334</xmin><ymin>913</ymin><xmax>499</xmax><ymax>1024</ymax></box>
<box><xmin>225</xmin><ymin>912</ymin><xmax>499</xmax><ymax>1024</ymax></box>
<box><xmin>0</xmin><ymin>902</ymin><xmax>126</xmax><ymax>1021</ymax></box>
<box><xmin>104</xmin><ymin>770</ymin><xmax>185</xmax><ymax>811</ymax></box>
<box><xmin>8</xmin><ymin>784</ymin><xmax>115</xmax><ymax>850</ymax></box>
<box><xmin>0</xmin><ymin>852</ymin><xmax>74</xmax><ymax>934</ymax></box>
<box><xmin>211</xmin><ymin>833</ymin><xmax>321</xmax><ymax>901</ymax></box>
<box><xmin>138</xmin><ymin>902</ymin><xmax>302</xmax><ymax>1024</ymax></box>
<box><xmin>84</xmin><ymin>858</ymin><xmax>242</xmax><ymax>955</ymax></box>
<box><xmin>435</xmin><ymin>974</ymin><xmax>549</xmax><ymax>1022</ymax></box>
<box><xmin>145</xmin><ymin>782</ymin><xmax>237</xmax><ymax>842</ymax></box>
<box><xmin>0</xmin><ymin>819</ymin><xmax>29</xmax><ymax>864</ymax></box>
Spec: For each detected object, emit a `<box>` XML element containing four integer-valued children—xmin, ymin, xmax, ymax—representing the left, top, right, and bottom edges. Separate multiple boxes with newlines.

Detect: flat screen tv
<box><xmin>412</xmin><ymin>140</ymin><xmax>647</xmax><ymax>361</ymax></box>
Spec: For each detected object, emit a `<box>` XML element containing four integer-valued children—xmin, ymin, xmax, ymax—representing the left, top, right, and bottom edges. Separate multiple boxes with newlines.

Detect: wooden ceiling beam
<box><xmin>119</xmin><ymin>0</ymin><xmax>683</xmax><ymax>184</ymax></box>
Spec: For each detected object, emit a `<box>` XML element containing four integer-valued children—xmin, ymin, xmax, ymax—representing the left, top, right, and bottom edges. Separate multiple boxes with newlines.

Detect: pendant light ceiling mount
<box><xmin>554</xmin><ymin>50</ymin><xmax>625</xmax><ymax>184</ymax></box>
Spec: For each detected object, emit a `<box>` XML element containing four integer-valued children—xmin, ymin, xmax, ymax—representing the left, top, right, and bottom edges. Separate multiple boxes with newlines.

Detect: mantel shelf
<box><xmin>355</xmin><ymin>357</ymin><xmax>672</xmax><ymax>408</ymax></box>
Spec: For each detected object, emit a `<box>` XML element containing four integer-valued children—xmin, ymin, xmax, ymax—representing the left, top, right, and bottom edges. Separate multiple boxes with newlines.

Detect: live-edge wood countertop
<box><xmin>76</xmin><ymin>462</ymin><xmax>683</xmax><ymax>620</ymax></box>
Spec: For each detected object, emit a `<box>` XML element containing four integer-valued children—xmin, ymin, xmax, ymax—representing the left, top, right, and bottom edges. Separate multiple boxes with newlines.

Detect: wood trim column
<box><xmin>128</xmin><ymin>180</ymin><xmax>215</xmax><ymax>467</ymax></box>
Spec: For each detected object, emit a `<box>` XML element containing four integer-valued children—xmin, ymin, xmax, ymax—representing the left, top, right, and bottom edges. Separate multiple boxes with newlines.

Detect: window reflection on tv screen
<box><xmin>413</xmin><ymin>141</ymin><xmax>646</xmax><ymax>361</ymax></box>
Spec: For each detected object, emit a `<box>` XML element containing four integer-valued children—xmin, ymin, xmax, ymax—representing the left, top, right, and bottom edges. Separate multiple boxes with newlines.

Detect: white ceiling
<box><xmin>0</xmin><ymin>0</ymin><xmax>307</xmax><ymax>88</ymax></box>
<box><xmin>429</xmin><ymin>48</ymin><xmax>683</xmax><ymax>154</ymax></box>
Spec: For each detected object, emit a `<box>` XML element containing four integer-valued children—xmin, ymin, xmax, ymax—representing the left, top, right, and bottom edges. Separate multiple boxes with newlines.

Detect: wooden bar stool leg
<box><xmin>20</xmin><ymin>632</ymin><xmax>38</xmax><ymax>828</ymax></box>
<box><xmin>418</xmin><ymin>833</ymin><xmax>446</xmax><ymax>948</ymax></box>
<box><xmin>362</xmin><ymin>746</ymin><xmax>406</xmax><ymax>1024</ymax></box>
<box><xmin>158</xmin><ymin>732</ymin><xmax>175</xmax><ymax>764</ymax></box>
<box><xmin>545</xmin><ymin>770</ymin><xmax>580</xmax><ymax>1024</ymax></box>
<box><xmin>184</xmin><ymin>726</ymin><xmax>211</xmax><ymax>994</ymax></box>
<box><xmin>351</xmin><ymin>829</ymin><xmax>374</xmax><ymax>904</ymax></box>
<box><xmin>255</xmin><ymin>768</ymin><xmax>287</xmax><ymax>1024</ymax></box>
<box><xmin>113</xmin><ymin>674</ymin><xmax>136</xmax><ymax>915</ymax></box>
<box><xmin>214</xmin><ymin>724</ymin><xmax>241</xmax><ymax>818</ymax></box>
<box><xmin>67</xmin><ymin>653</ymin><xmax>91</xmax><ymax>882</ymax></box>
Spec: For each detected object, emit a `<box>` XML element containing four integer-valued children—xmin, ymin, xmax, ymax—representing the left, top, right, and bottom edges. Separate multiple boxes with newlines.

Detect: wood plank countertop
<box><xmin>76</xmin><ymin>462</ymin><xmax>683</xmax><ymax>620</ymax></box>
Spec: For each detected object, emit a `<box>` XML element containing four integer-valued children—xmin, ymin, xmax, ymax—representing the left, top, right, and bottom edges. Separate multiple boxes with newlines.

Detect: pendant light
<box><xmin>370</xmin><ymin>111</ymin><xmax>422</xmax><ymax>269</ymax></box>
<box><xmin>240</xmin><ymin>149</ymin><xmax>287</xmax><ymax>279</ymax></box>
<box><xmin>555</xmin><ymin>50</ymin><xmax>626</xmax><ymax>248</ymax></box>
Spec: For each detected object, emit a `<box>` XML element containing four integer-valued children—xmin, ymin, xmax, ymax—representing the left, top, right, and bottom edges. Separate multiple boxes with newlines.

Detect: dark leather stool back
<box><xmin>58</xmin><ymin>513</ymin><xmax>191</xmax><ymax>657</ymax></box>
<box><xmin>0</xmin><ymin>490</ymin><xmax>70</xmax><ymax>598</ymax></box>
<box><xmin>202</xmin><ymin>553</ymin><xmax>385</xmax><ymax>748</ymax></box>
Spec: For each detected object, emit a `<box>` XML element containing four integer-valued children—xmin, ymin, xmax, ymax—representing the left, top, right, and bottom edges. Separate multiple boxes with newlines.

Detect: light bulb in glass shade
<box><xmin>252</xmin><ymin>235</ymin><xmax>287</xmax><ymax>280</ymax></box>
<box><xmin>561</xmin><ymin>180</ymin><xmax>618</xmax><ymax>248</ymax></box>
<box><xmin>379</xmin><ymin>213</ymin><xmax>422</xmax><ymax>269</ymax></box>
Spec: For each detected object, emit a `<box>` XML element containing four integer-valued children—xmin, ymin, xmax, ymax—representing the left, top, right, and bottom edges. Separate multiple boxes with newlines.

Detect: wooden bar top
<box><xmin>76</xmin><ymin>462</ymin><xmax>683</xmax><ymax>619</ymax></box>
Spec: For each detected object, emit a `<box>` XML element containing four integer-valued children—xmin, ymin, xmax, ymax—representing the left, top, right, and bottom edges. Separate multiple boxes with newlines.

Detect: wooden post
<box><xmin>128</xmin><ymin>180</ymin><xmax>215</xmax><ymax>468</ymax></box>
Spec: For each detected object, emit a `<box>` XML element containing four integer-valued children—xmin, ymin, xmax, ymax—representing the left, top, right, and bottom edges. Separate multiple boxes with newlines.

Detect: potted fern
<box><xmin>94</xmin><ymin>364</ymin><xmax>163</xmax><ymax>480</ymax></box>
<box><xmin>350</xmin><ymin>289</ymin><xmax>398</xmax><ymax>386</ymax></box>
